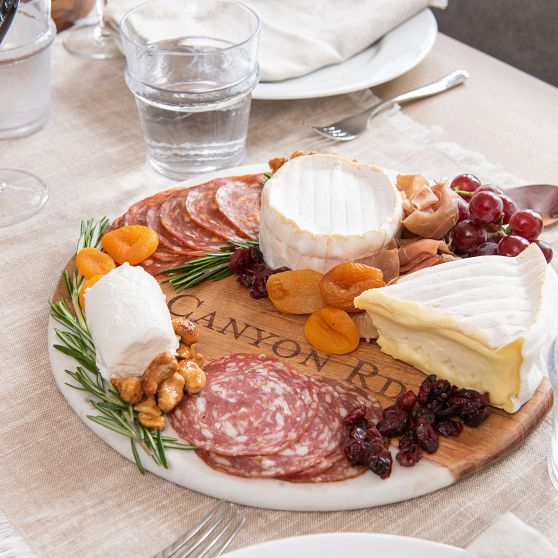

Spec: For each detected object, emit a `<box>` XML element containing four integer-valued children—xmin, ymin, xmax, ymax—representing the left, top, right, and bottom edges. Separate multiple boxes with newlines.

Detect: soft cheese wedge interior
<box><xmin>259</xmin><ymin>154</ymin><xmax>403</xmax><ymax>273</ymax></box>
<box><xmin>354</xmin><ymin>244</ymin><xmax>558</xmax><ymax>413</ymax></box>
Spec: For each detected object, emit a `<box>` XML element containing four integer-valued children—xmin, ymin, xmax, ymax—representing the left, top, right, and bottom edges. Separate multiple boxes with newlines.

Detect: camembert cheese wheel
<box><xmin>259</xmin><ymin>154</ymin><xmax>403</xmax><ymax>273</ymax></box>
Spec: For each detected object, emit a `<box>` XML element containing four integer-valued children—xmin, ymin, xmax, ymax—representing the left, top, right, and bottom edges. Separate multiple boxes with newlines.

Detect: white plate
<box><xmin>48</xmin><ymin>163</ymin><xmax>454</xmax><ymax>512</ymax></box>
<box><xmin>223</xmin><ymin>533</ymin><xmax>464</xmax><ymax>557</ymax></box>
<box><xmin>252</xmin><ymin>9</ymin><xmax>437</xmax><ymax>100</ymax></box>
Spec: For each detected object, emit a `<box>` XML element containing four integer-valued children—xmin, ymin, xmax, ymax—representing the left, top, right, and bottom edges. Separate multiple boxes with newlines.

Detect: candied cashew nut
<box><xmin>172</xmin><ymin>318</ymin><xmax>200</xmax><ymax>346</ymax></box>
<box><xmin>133</xmin><ymin>395</ymin><xmax>161</xmax><ymax>416</ymax></box>
<box><xmin>268</xmin><ymin>157</ymin><xmax>287</xmax><ymax>173</ymax></box>
<box><xmin>137</xmin><ymin>413</ymin><xmax>165</xmax><ymax>430</ymax></box>
<box><xmin>111</xmin><ymin>377</ymin><xmax>144</xmax><ymax>404</ymax></box>
<box><xmin>177</xmin><ymin>360</ymin><xmax>206</xmax><ymax>395</ymax></box>
<box><xmin>142</xmin><ymin>352</ymin><xmax>178</xmax><ymax>396</ymax></box>
<box><xmin>177</xmin><ymin>343</ymin><xmax>194</xmax><ymax>360</ymax></box>
<box><xmin>191</xmin><ymin>352</ymin><xmax>205</xmax><ymax>368</ymax></box>
<box><xmin>158</xmin><ymin>373</ymin><xmax>186</xmax><ymax>413</ymax></box>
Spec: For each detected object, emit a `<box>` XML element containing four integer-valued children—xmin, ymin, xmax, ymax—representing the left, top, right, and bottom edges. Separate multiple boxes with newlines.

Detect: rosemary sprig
<box><xmin>161</xmin><ymin>239</ymin><xmax>259</xmax><ymax>291</ymax></box>
<box><xmin>258</xmin><ymin>172</ymin><xmax>273</xmax><ymax>186</ymax></box>
<box><xmin>50</xmin><ymin>218</ymin><xmax>194</xmax><ymax>473</ymax></box>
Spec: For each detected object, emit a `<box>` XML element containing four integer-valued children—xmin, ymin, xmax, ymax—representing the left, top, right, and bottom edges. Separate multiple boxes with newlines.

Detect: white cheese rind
<box><xmin>354</xmin><ymin>244</ymin><xmax>558</xmax><ymax>413</ymax></box>
<box><xmin>85</xmin><ymin>263</ymin><xmax>178</xmax><ymax>381</ymax></box>
<box><xmin>259</xmin><ymin>154</ymin><xmax>403</xmax><ymax>273</ymax></box>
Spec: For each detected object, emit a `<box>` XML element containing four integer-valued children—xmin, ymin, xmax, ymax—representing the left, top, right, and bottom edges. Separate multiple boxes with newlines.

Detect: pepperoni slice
<box><xmin>215</xmin><ymin>176</ymin><xmax>263</xmax><ymax>240</ymax></box>
<box><xmin>185</xmin><ymin>180</ymin><xmax>246</xmax><ymax>241</ymax></box>
<box><xmin>195</xmin><ymin>378</ymin><xmax>341</xmax><ymax>478</ymax></box>
<box><xmin>160</xmin><ymin>191</ymin><xmax>226</xmax><ymax>252</ymax></box>
<box><xmin>122</xmin><ymin>191</ymin><xmax>170</xmax><ymax>226</ymax></box>
<box><xmin>169</xmin><ymin>354</ymin><xmax>316</xmax><ymax>456</ymax></box>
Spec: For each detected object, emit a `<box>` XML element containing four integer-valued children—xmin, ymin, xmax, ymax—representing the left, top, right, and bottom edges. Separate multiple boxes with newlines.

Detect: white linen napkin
<box><xmin>105</xmin><ymin>0</ymin><xmax>446</xmax><ymax>82</ymax></box>
<box><xmin>465</xmin><ymin>512</ymin><xmax>558</xmax><ymax>558</ymax></box>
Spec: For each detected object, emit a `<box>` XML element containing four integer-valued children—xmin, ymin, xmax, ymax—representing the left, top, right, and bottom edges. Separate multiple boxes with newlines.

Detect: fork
<box><xmin>312</xmin><ymin>69</ymin><xmax>469</xmax><ymax>141</ymax></box>
<box><xmin>152</xmin><ymin>500</ymin><xmax>245</xmax><ymax>558</ymax></box>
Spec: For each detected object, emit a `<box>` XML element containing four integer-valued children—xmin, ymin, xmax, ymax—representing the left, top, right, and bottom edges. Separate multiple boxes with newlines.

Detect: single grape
<box><xmin>450</xmin><ymin>174</ymin><xmax>481</xmax><ymax>199</ymax></box>
<box><xmin>497</xmin><ymin>235</ymin><xmax>530</xmax><ymax>257</ymax></box>
<box><xmin>469</xmin><ymin>191</ymin><xmax>504</xmax><ymax>225</ymax></box>
<box><xmin>477</xmin><ymin>184</ymin><xmax>504</xmax><ymax>195</ymax></box>
<box><xmin>500</xmin><ymin>194</ymin><xmax>517</xmax><ymax>224</ymax></box>
<box><xmin>452</xmin><ymin>220</ymin><xmax>488</xmax><ymax>253</ymax></box>
<box><xmin>508</xmin><ymin>209</ymin><xmax>543</xmax><ymax>241</ymax></box>
<box><xmin>533</xmin><ymin>239</ymin><xmax>553</xmax><ymax>263</ymax></box>
<box><xmin>474</xmin><ymin>242</ymin><xmax>499</xmax><ymax>256</ymax></box>
<box><xmin>456</xmin><ymin>196</ymin><xmax>470</xmax><ymax>222</ymax></box>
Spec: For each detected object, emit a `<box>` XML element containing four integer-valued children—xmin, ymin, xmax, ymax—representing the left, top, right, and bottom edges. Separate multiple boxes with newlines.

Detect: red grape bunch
<box><xmin>449</xmin><ymin>174</ymin><xmax>552</xmax><ymax>263</ymax></box>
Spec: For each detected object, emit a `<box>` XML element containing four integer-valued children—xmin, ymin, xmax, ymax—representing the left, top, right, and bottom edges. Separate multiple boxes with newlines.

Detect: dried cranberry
<box><xmin>344</xmin><ymin>441</ymin><xmax>364</xmax><ymax>465</ymax></box>
<box><xmin>396</xmin><ymin>445</ymin><xmax>422</xmax><ymax>467</ymax></box>
<box><xmin>377</xmin><ymin>405</ymin><xmax>408</xmax><ymax>437</ymax></box>
<box><xmin>435</xmin><ymin>419</ymin><xmax>463</xmax><ymax>437</ymax></box>
<box><xmin>237</xmin><ymin>273</ymin><xmax>254</xmax><ymax>288</ymax></box>
<box><xmin>430</xmin><ymin>379</ymin><xmax>452</xmax><ymax>400</ymax></box>
<box><xmin>230</xmin><ymin>248</ymin><xmax>253</xmax><ymax>274</ymax></box>
<box><xmin>410</xmin><ymin>405</ymin><xmax>436</xmax><ymax>425</ymax></box>
<box><xmin>249</xmin><ymin>265</ymin><xmax>273</xmax><ymax>299</ymax></box>
<box><xmin>417</xmin><ymin>374</ymin><xmax>436</xmax><ymax>405</ymax></box>
<box><xmin>366</xmin><ymin>424</ymin><xmax>383</xmax><ymax>442</ymax></box>
<box><xmin>396</xmin><ymin>390</ymin><xmax>417</xmax><ymax>412</ymax></box>
<box><xmin>350</xmin><ymin>425</ymin><xmax>367</xmax><ymax>441</ymax></box>
<box><xmin>368</xmin><ymin>448</ymin><xmax>393</xmax><ymax>479</ymax></box>
<box><xmin>450</xmin><ymin>396</ymin><xmax>484</xmax><ymax>421</ymax></box>
<box><xmin>398</xmin><ymin>430</ymin><xmax>416</xmax><ymax>451</ymax></box>
<box><xmin>248</xmin><ymin>245</ymin><xmax>263</xmax><ymax>264</ymax></box>
<box><xmin>343</xmin><ymin>405</ymin><xmax>367</xmax><ymax>426</ymax></box>
<box><xmin>464</xmin><ymin>407</ymin><xmax>491</xmax><ymax>427</ymax></box>
<box><xmin>415</xmin><ymin>416</ymin><xmax>439</xmax><ymax>454</ymax></box>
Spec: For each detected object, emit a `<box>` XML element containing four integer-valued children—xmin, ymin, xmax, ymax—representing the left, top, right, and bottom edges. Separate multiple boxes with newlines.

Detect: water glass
<box><xmin>548</xmin><ymin>339</ymin><xmax>558</xmax><ymax>491</ymax></box>
<box><xmin>120</xmin><ymin>0</ymin><xmax>261</xmax><ymax>179</ymax></box>
<box><xmin>0</xmin><ymin>0</ymin><xmax>56</xmax><ymax>139</ymax></box>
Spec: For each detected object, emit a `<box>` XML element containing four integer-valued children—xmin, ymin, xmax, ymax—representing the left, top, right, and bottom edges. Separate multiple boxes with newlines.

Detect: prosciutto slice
<box><xmin>397</xmin><ymin>175</ymin><xmax>459</xmax><ymax>239</ymax></box>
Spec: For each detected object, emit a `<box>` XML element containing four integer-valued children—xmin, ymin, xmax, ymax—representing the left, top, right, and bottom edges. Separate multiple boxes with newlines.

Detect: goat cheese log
<box><xmin>84</xmin><ymin>263</ymin><xmax>178</xmax><ymax>380</ymax></box>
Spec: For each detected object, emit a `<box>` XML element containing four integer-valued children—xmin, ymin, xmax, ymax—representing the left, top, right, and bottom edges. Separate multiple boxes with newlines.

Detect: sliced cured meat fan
<box><xmin>110</xmin><ymin>173</ymin><xmax>264</xmax><ymax>276</ymax></box>
<box><xmin>160</xmin><ymin>191</ymin><xmax>227</xmax><ymax>253</ymax></box>
<box><xmin>215</xmin><ymin>176</ymin><xmax>264</xmax><ymax>240</ymax></box>
<box><xmin>169</xmin><ymin>353</ymin><xmax>384</xmax><ymax>483</ymax></box>
<box><xmin>185</xmin><ymin>179</ymin><xmax>247</xmax><ymax>241</ymax></box>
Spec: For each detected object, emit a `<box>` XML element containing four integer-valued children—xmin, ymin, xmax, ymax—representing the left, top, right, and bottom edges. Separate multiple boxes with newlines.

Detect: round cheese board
<box><xmin>48</xmin><ymin>163</ymin><xmax>553</xmax><ymax>511</ymax></box>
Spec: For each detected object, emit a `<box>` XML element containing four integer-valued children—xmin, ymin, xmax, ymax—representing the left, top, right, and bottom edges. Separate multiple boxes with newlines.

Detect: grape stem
<box><xmin>453</xmin><ymin>188</ymin><xmax>475</xmax><ymax>198</ymax></box>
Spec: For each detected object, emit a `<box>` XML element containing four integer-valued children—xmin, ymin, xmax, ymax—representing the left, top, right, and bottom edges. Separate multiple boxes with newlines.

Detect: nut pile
<box><xmin>111</xmin><ymin>318</ymin><xmax>206</xmax><ymax>430</ymax></box>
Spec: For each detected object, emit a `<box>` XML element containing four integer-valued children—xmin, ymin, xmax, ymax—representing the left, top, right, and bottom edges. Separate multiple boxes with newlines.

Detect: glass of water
<box><xmin>0</xmin><ymin>0</ymin><xmax>54</xmax><ymax>227</ymax></box>
<box><xmin>120</xmin><ymin>0</ymin><xmax>261</xmax><ymax>179</ymax></box>
<box><xmin>548</xmin><ymin>339</ymin><xmax>558</xmax><ymax>491</ymax></box>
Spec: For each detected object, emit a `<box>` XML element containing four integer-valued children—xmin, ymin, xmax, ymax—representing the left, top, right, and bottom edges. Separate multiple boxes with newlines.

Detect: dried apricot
<box><xmin>79</xmin><ymin>274</ymin><xmax>104</xmax><ymax>308</ymax></box>
<box><xmin>266</xmin><ymin>269</ymin><xmax>325</xmax><ymax>314</ymax></box>
<box><xmin>304</xmin><ymin>306</ymin><xmax>360</xmax><ymax>354</ymax></box>
<box><xmin>76</xmin><ymin>247</ymin><xmax>115</xmax><ymax>279</ymax></box>
<box><xmin>320</xmin><ymin>262</ymin><xmax>384</xmax><ymax>313</ymax></box>
<box><xmin>101</xmin><ymin>225</ymin><xmax>159</xmax><ymax>265</ymax></box>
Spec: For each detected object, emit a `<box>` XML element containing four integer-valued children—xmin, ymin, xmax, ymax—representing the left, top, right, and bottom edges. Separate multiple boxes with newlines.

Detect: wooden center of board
<box><xmin>54</xmin><ymin>262</ymin><xmax>552</xmax><ymax>480</ymax></box>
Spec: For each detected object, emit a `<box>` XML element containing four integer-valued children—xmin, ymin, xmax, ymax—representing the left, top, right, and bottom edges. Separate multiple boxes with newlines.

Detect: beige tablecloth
<box><xmin>1</xmin><ymin>35</ymin><xmax>557</xmax><ymax>557</ymax></box>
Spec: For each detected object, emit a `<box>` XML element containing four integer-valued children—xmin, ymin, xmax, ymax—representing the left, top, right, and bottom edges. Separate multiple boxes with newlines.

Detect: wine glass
<box><xmin>0</xmin><ymin>0</ymin><xmax>53</xmax><ymax>227</ymax></box>
<box><xmin>63</xmin><ymin>0</ymin><xmax>120</xmax><ymax>59</ymax></box>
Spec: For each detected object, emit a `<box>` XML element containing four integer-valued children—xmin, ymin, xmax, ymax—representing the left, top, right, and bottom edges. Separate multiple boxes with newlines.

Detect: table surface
<box><xmin>1</xmin><ymin>32</ymin><xmax>558</xmax><ymax>558</ymax></box>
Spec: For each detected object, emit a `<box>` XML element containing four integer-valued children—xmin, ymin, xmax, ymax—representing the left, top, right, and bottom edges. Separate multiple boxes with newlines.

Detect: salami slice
<box><xmin>285</xmin><ymin>457</ymin><xmax>366</xmax><ymax>483</ymax></box>
<box><xmin>160</xmin><ymin>192</ymin><xmax>226</xmax><ymax>252</ymax></box>
<box><xmin>185</xmin><ymin>180</ymin><xmax>246</xmax><ymax>241</ymax></box>
<box><xmin>215</xmin><ymin>177</ymin><xmax>263</xmax><ymax>240</ymax></box>
<box><xmin>122</xmin><ymin>191</ymin><xmax>170</xmax><ymax>226</ymax></box>
<box><xmin>195</xmin><ymin>378</ymin><xmax>342</xmax><ymax>478</ymax></box>
<box><xmin>169</xmin><ymin>354</ymin><xmax>316</xmax><ymax>456</ymax></box>
<box><xmin>146</xmin><ymin>204</ymin><xmax>204</xmax><ymax>257</ymax></box>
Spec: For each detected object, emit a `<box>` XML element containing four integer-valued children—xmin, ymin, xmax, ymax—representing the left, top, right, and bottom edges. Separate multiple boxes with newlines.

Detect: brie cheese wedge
<box><xmin>354</xmin><ymin>244</ymin><xmax>558</xmax><ymax>413</ymax></box>
<box><xmin>85</xmin><ymin>263</ymin><xmax>178</xmax><ymax>381</ymax></box>
<box><xmin>259</xmin><ymin>154</ymin><xmax>403</xmax><ymax>273</ymax></box>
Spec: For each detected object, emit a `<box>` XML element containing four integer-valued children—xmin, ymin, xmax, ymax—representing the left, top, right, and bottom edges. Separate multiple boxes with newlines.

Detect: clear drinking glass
<box><xmin>0</xmin><ymin>0</ymin><xmax>53</xmax><ymax>227</ymax></box>
<box><xmin>63</xmin><ymin>0</ymin><xmax>121</xmax><ymax>59</ymax></box>
<box><xmin>120</xmin><ymin>0</ymin><xmax>261</xmax><ymax>179</ymax></box>
<box><xmin>548</xmin><ymin>339</ymin><xmax>558</xmax><ymax>491</ymax></box>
